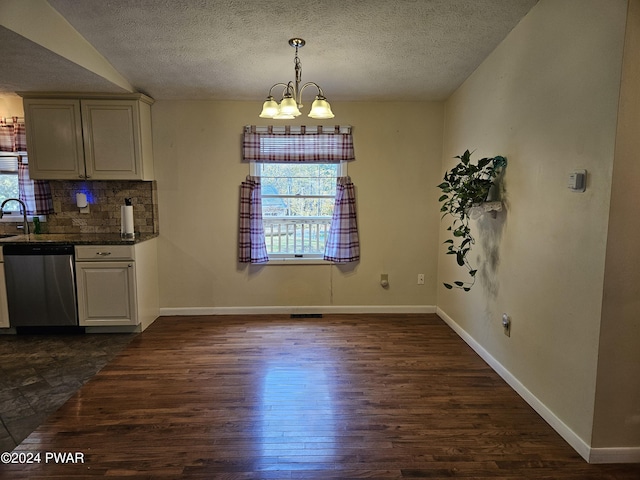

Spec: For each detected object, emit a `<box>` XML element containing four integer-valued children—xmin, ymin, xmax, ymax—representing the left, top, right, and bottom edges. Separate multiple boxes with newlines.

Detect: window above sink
<box><xmin>0</xmin><ymin>153</ymin><xmax>47</xmax><ymax>226</ymax></box>
<box><xmin>0</xmin><ymin>153</ymin><xmax>22</xmax><ymax>215</ymax></box>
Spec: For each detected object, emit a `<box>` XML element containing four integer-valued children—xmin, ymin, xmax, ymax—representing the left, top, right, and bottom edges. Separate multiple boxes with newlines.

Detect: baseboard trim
<box><xmin>436</xmin><ymin>307</ymin><xmax>592</xmax><ymax>463</ymax></box>
<box><xmin>588</xmin><ymin>447</ymin><xmax>640</xmax><ymax>464</ymax></box>
<box><xmin>160</xmin><ymin>305</ymin><xmax>436</xmax><ymax>316</ymax></box>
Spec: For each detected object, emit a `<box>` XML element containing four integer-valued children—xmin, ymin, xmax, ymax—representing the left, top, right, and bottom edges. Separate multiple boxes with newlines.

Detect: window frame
<box><xmin>250</xmin><ymin>160</ymin><xmax>347</xmax><ymax>264</ymax></box>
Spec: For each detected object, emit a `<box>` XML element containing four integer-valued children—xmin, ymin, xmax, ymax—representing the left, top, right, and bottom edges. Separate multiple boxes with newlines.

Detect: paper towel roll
<box><xmin>121</xmin><ymin>205</ymin><xmax>135</xmax><ymax>237</ymax></box>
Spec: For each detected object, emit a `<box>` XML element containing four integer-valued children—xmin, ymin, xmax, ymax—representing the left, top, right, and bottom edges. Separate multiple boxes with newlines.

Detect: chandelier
<box><xmin>259</xmin><ymin>38</ymin><xmax>335</xmax><ymax>119</ymax></box>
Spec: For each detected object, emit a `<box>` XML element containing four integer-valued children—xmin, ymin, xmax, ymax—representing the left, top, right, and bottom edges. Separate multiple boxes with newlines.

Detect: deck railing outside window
<box><xmin>263</xmin><ymin>217</ymin><xmax>332</xmax><ymax>255</ymax></box>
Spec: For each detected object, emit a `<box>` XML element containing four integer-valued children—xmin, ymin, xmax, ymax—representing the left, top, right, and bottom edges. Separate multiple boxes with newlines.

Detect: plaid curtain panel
<box><xmin>243</xmin><ymin>125</ymin><xmax>355</xmax><ymax>163</ymax></box>
<box><xmin>0</xmin><ymin>119</ymin><xmax>14</xmax><ymax>152</ymax></box>
<box><xmin>18</xmin><ymin>162</ymin><xmax>55</xmax><ymax>215</ymax></box>
<box><xmin>14</xmin><ymin>118</ymin><xmax>55</xmax><ymax>215</ymax></box>
<box><xmin>238</xmin><ymin>176</ymin><xmax>269</xmax><ymax>263</ymax></box>
<box><xmin>324</xmin><ymin>176</ymin><xmax>360</xmax><ymax>263</ymax></box>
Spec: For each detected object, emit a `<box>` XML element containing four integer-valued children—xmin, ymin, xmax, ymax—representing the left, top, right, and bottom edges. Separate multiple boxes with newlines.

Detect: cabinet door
<box><xmin>81</xmin><ymin>100</ymin><xmax>142</xmax><ymax>180</ymax></box>
<box><xmin>76</xmin><ymin>261</ymin><xmax>138</xmax><ymax>326</ymax></box>
<box><xmin>0</xmin><ymin>265</ymin><xmax>9</xmax><ymax>328</ymax></box>
<box><xmin>23</xmin><ymin>99</ymin><xmax>85</xmax><ymax>179</ymax></box>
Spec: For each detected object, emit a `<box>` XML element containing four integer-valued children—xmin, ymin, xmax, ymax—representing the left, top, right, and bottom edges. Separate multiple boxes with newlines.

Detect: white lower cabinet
<box><xmin>75</xmin><ymin>240</ymin><xmax>159</xmax><ymax>331</ymax></box>
<box><xmin>76</xmin><ymin>261</ymin><xmax>137</xmax><ymax>326</ymax></box>
<box><xmin>0</xmin><ymin>249</ymin><xmax>9</xmax><ymax>329</ymax></box>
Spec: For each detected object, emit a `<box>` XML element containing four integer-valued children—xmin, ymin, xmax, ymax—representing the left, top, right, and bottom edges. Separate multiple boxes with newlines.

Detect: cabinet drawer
<box><xmin>75</xmin><ymin>245</ymin><xmax>134</xmax><ymax>261</ymax></box>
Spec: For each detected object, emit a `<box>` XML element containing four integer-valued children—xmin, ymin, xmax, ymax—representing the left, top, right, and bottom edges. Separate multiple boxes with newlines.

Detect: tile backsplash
<box><xmin>0</xmin><ymin>180</ymin><xmax>158</xmax><ymax>236</ymax></box>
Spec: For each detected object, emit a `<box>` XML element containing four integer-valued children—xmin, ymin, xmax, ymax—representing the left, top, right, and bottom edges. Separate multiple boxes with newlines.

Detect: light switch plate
<box><xmin>568</xmin><ymin>169</ymin><xmax>586</xmax><ymax>192</ymax></box>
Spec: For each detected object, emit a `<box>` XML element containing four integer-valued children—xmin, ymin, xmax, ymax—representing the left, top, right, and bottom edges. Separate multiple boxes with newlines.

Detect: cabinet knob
<box><xmin>128</xmin><ymin>264</ymin><xmax>133</xmax><ymax>267</ymax></box>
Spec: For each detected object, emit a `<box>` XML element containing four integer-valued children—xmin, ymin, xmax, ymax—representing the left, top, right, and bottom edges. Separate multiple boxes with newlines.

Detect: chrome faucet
<box><xmin>0</xmin><ymin>198</ymin><xmax>30</xmax><ymax>235</ymax></box>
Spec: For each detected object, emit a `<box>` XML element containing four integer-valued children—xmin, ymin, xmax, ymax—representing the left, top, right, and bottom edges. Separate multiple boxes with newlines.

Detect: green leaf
<box><xmin>477</xmin><ymin>157</ymin><xmax>491</xmax><ymax>169</ymax></box>
<box><xmin>454</xmin><ymin>281</ymin><xmax>464</xmax><ymax>287</ymax></box>
<box><xmin>469</xmin><ymin>269</ymin><xmax>477</xmax><ymax>277</ymax></box>
<box><xmin>438</xmin><ymin>194</ymin><xmax>448</xmax><ymax>202</ymax></box>
<box><xmin>443</xmin><ymin>283</ymin><xmax>453</xmax><ymax>289</ymax></box>
<box><xmin>437</xmin><ymin>182</ymin><xmax>450</xmax><ymax>189</ymax></box>
<box><xmin>443</xmin><ymin>239</ymin><xmax>454</xmax><ymax>244</ymax></box>
<box><xmin>456</xmin><ymin>252</ymin><xmax>465</xmax><ymax>266</ymax></box>
<box><xmin>463</xmin><ymin>287</ymin><xmax>471</xmax><ymax>292</ymax></box>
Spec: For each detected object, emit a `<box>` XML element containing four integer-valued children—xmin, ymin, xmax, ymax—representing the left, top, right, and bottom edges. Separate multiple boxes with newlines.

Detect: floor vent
<box><xmin>290</xmin><ymin>313</ymin><xmax>323</xmax><ymax>319</ymax></box>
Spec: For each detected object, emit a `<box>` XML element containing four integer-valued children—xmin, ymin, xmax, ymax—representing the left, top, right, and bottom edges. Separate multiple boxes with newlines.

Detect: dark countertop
<box><xmin>0</xmin><ymin>232</ymin><xmax>158</xmax><ymax>245</ymax></box>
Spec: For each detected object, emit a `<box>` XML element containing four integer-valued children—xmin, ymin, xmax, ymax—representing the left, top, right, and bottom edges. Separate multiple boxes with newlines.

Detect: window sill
<box><xmin>0</xmin><ymin>214</ymin><xmax>47</xmax><ymax>224</ymax></box>
<box><xmin>266</xmin><ymin>258</ymin><xmax>333</xmax><ymax>265</ymax></box>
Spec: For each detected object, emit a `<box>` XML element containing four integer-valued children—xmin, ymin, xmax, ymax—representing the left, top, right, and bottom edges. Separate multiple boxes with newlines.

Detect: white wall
<box><xmin>593</xmin><ymin>0</ymin><xmax>640</xmax><ymax>452</ymax></box>
<box><xmin>152</xmin><ymin>101</ymin><xmax>444</xmax><ymax>312</ymax></box>
<box><xmin>438</xmin><ymin>0</ymin><xmax>628</xmax><ymax>455</ymax></box>
<box><xmin>0</xmin><ymin>93</ymin><xmax>23</xmax><ymax>117</ymax></box>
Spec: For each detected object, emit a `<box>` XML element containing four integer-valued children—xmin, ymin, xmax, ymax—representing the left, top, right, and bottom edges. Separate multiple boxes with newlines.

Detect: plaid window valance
<box><xmin>242</xmin><ymin>125</ymin><xmax>355</xmax><ymax>163</ymax></box>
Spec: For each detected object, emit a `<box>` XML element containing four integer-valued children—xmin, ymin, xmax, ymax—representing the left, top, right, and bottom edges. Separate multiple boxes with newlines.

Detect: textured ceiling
<box><xmin>5</xmin><ymin>0</ymin><xmax>538</xmax><ymax>101</ymax></box>
<box><xmin>0</xmin><ymin>26</ymin><xmax>127</xmax><ymax>94</ymax></box>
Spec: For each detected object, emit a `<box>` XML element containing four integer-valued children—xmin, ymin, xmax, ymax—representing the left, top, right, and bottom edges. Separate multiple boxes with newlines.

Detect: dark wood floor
<box><xmin>2</xmin><ymin>314</ymin><xmax>639</xmax><ymax>479</ymax></box>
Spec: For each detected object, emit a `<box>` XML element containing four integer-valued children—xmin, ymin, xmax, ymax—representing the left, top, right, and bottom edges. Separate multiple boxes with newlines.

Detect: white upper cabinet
<box><xmin>23</xmin><ymin>99</ymin><xmax>84</xmax><ymax>179</ymax></box>
<box><xmin>23</xmin><ymin>93</ymin><xmax>154</xmax><ymax>180</ymax></box>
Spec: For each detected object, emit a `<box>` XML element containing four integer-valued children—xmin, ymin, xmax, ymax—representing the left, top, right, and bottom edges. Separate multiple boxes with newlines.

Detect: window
<box><xmin>0</xmin><ymin>154</ymin><xmax>22</xmax><ymax>218</ymax></box>
<box><xmin>252</xmin><ymin>161</ymin><xmax>346</xmax><ymax>259</ymax></box>
<box><xmin>240</xmin><ymin>125</ymin><xmax>359</xmax><ymax>264</ymax></box>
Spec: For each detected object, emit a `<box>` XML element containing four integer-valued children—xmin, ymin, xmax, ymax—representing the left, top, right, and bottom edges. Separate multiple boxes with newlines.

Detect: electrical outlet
<box><xmin>417</xmin><ymin>274</ymin><xmax>425</xmax><ymax>285</ymax></box>
<box><xmin>502</xmin><ymin>313</ymin><xmax>511</xmax><ymax>337</ymax></box>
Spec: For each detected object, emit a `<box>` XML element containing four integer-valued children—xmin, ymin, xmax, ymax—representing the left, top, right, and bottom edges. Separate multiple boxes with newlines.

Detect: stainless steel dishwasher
<box><xmin>3</xmin><ymin>244</ymin><xmax>78</xmax><ymax>327</ymax></box>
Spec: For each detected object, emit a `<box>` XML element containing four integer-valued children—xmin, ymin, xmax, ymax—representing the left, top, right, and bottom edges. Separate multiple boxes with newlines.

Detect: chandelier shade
<box><xmin>309</xmin><ymin>96</ymin><xmax>334</xmax><ymax>119</ymax></box>
<box><xmin>278</xmin><ymin>95</ymin><xmax>301</xmax><ymax>117</ymax></box>
<box><xmin>259</xmin><ymin>97</ymin><xmax>279</xmax><ymax>118</ymax></box>
<box><xmin>259</xmin><ymin>38</ymin><xmax>335</xmax><ymax>120</ymax></box>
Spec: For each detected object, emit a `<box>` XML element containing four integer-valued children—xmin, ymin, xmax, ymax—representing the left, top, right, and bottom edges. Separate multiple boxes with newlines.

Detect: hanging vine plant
<box><xmin>437</xmin><ymin>150</ymin><xmax>507</xmax><ymax>291</ymax></box>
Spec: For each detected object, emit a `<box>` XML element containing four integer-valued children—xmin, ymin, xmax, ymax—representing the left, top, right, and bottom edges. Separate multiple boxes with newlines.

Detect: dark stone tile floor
<box><xmin>0</xmin><ymin>331</ymin><xmax>136</xmax><ymax>452</ymax></box>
